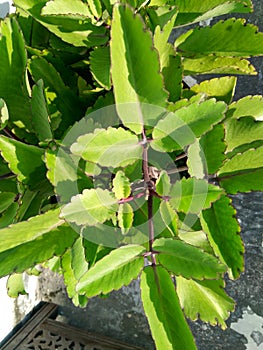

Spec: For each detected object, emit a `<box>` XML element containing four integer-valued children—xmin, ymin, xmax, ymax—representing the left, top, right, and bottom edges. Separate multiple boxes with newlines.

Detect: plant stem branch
<box><xmin>148</xmin><ymin>192</ymin><xmax>156</xmax><ymax>265</ymax></box>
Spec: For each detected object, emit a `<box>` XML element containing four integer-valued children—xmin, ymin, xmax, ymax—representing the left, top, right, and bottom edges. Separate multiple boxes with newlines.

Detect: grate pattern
<box><xmin>0</xmin><ymin>303</ymin><xmax>145</xmax><ymax>350</ymax></box>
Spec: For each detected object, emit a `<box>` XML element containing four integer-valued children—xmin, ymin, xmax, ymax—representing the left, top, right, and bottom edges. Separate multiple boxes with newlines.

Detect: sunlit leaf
<box><xmin>71</xmin><ymin>127</ymin><xmax>142</xmax><ymax>168</ymax></box>
<box><xmin>7</xmin><ymin>273</ymin><xmax>27</xmax><ymax>298</ymax></box>
<box><xmin>112</xmin><ymin>170</ymin><xmax>131</xmax><ymax>199</ymax></box>
<box><xmin>227</xmin><ymin>95</ymin><xmax>263</xmax><ymax>121</ymax></box>
<box><xmin>117</xmin><ymin>203</ymin><xmax>134</xmax><ymax>235</ymax></box>
<box><xmin>176</xmin><ymin>276</ymin><xmax>235</xmax><ymax>329</ymax></box>
<box><xmin>61</xmin><ymin>188</ymin><xmax>118</xmax><ymax>226</ymax></box>
<box><xmin>111</xmin><ymin>4</ymin><xmax>168</xmax><ymax>133</ymax></box>
<box><xmin>151</xmin><ymin>99</ymin><xmax>226</xmax><ymax>152</ymax></box>
<box><xmin>76</xmin><ymin>245</ymin><xmax>145</xmax><ymax>297</ymax></box>
<box><xmin>141</xmin><ymin>265</ymin><xmax>197</xmax><ymax>350</ymax></box>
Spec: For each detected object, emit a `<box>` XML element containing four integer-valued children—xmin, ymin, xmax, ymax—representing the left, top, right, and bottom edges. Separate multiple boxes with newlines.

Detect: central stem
<box><xmin>142</xmin><ymin>130</ymin><xmax>156</xmax><ymax>265</ymax></box>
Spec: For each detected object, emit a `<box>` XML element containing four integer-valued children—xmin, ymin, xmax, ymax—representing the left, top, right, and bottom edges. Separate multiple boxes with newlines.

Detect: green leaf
<box><xmin>178</xmin><ymin>230</ymin><xmax>213</xmax><ymax>254</ymax></box>
<box><xmin>0</xmin><ymin>209</ymin><xmax>77</xmax><ymax>277</ymax></box>
<box><xmin>169</xmin><ymin>178</ymin><xmax>223</xmax><ymax>214</ymax></box>
<box><xmin>76</xmin><ymin>245</ymin><xmax>145</xmax><ymax>297</ymax></box>
<box><xmin>151</xmin><ymin>99</ymin><xmax>226</xmax><ymax>152</ymax></box>
<box><xmin>0</xmin><ymin>192</ymin><xmax>16</xmax><ymax>213</ymax></box>
<box><xmin>0</xmin><ymin>99</ymin><xmax>9</xmax><ymax>129</ymax></box>
<box><xmin>61</xmin><ymin>188</ymin><xmax>118</xmax><ymax>226</ymax></box>
<box><xmin>224</xmin><ymin>117</ymin><xmax>263</xmax><ymax>155</ymax></box>
<box><xmin>187</xmin><ymin>124</ymin><xmax>226</xmax><ymax>177</ymax></box>
<box><xmin>160</xmin><ymin>201</ymin><xmax>178</xmax><ymax>236</ymax></box>
<box><xmin>87</xmin><ymin>0</ymin><xmax>102</xmax><ymax>19</ymax></box>
<box><xmin>0</xmin><ymin>17</ymin><xmax>33</xmax><ymax>140</ymax></box>
<box><xmin>153</xmin><ymin>238</ymin><xmax>226</xmax><ymax>279</ymax></box>
<box><xmin>219</xmin><ymin>168</ymin><xmax>263</xmax><ymax>194</ymax></box>
<box><xmin>15</xmin><ymin>0</ymin><xmax>107</xmax><ymax>47</ymax></box>
<box><xmin>176</xmin><ymin>18</ymin><xmax>263</xmax><ymax>57</ymax></box>
<box><xmin>183</xmin><ymin>56</ymin><xmax>256</xmax><ymax>75</ymax></box>
<box><xmin>62</xmin><ymin>237</ymin><xmax>89</xmax><ymax>307</ymax></box>
<box><xmin>7</xmin><ymin>273</ymin><xmax>27</xmax><ymax>298</ymax></box>
<box><xmin>140</xmin><ymin>265</ymin><xmax>197</xmax><ymax>350</ymax></box>
<box><xmin>42</xmin><ymin>0</ymin><xmax>92</xmax><ymax>19</ymax></box>
<box><xmin>174</xmin><ymin>0</ymin><xmax>252</xmax><ymax>26</ymax></box>
<box><xmin>201</xmin><ymin>195</ymin><xmax>244</xmax><ymax>279</ymax></box>
<box><xmin>190</xmin><ymin>77</ymin><xmax>236</xmax><ymax>104</ymax></box>
<box><xmin>90</xmin><ymin>47</ymin><xmax>111</xmax><ymax>90</ymax></box>
<box><xmin>0</xmin><ymin>203</ymin><xmax>19</xmax><ymax>229</ymax></box>
<box><xmin>111</xmin><ymin>4</ymin><xmax>168</xmax><ymax>134</ymax></box>
<box><xmin>176</xmin><ymin>276</ymin><xmax>235</xmax><ymax>329</ymax></box>
<box><xmin>112</xmin><ymin>170</ymin><xmax>131</xmax><ymax>199</ymax></box>
<box><xmin>155</xmin><ymin>170</ymin><xmax>171</xmax><ymax>196</ymax></box>
<box><xmin>218</xmin><ymin>146</ymin><xmax>263</xmax><ymax>177</ymax></box>
<box><xmin>71</xmin><ymin>127</ymin><xmax>142</xmax><ymax>168</ymax></box>
<box><xmin>227</xmin><ymin>95</ymin><xmax>263</xmax><ymax>121</ymax></box>
<box><xmin>148</xmin><ymin>6</ymin><xmax>178</xmax><ymax>30</ymax></box>
<box><xmin>0</xmin><ymin>135</ymin><xmax>46</xmax><ymax>188</ymax></box>
<box><xmin>31</xmin><ymin>79</ymin><xmax>53</xmax><ymax>142</ymax></box>
<box><xmin>117</xmin><ymin>203</ymin><xmax>134</xmax><ymax>235</ymax></box>
<box><xmin>29</xmin><ymin>56</ymin><xmax>86</xmax><ymax>134</ymax></box>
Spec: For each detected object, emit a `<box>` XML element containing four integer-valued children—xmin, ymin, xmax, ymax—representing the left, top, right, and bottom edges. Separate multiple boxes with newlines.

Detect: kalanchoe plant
<box><xmin>0</xmin><ymin>0</ymin><xmax>263</xmax><ymax>348</ymax></box>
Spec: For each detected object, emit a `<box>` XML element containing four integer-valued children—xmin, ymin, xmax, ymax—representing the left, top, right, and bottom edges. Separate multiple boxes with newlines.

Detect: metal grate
<box><xmin>0</xmin><ymin>303</ymin><xmax>146</xmax><ymax>350</ymax></box>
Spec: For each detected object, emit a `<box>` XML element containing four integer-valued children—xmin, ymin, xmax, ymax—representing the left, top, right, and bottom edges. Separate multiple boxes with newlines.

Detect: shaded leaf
<box><xmin>111</xmin><ymin>4</ymin><xmax>168</xmax><ymax>134</ymax></box>
<box><xmin>61</xmin><ymin>188</ymin><xmax>118</xmax><ymax>226</ymax></box>
<box><xmin>71</xmin><ymin>127</ymin><xmax>142</xmax><ymax>168</ymax></box>
<box><xmin>0</xmin><ymin>192</ymin><xmax>16</xmax><ymax>213</ymax></box>
<box><xmin>201</xmin><ymin>195</ymin><xmax>244</xmax><ymax>279</ymax></box>
<box><xmin>155</xmin><ymin>170</ymin><xmax>171</xmax><ymax>196</ymax></box>
<box><xmin>31</xmin><ymin>79</ymin><xmax>53</xmax><ymax>142</ymax></box>
<box><xmin>187</xmin><ymin>124</ymin><xmax>226</xmax><ymax>177</ymax></box>
<box><xmin>140</xmin><ymin>265</ymin><xmax>197</xmax><ymax>350</ymax></box>
<box><xmin>160</xmin><ymin>201</ymin><xmax>178</xmax><ymax>236</ymax></box>
<box><xmin>76</xmin><ymin>245</ymin><xmax>145</xmax><ymax>297</ymax></box>
<box><xmin>151</xmin><ymin>99</ymin><xmax>226</xmax><ymax>152</ymax></box>
<box><xmin>0</xmin><ymin>135</ymin><xmax>46</xmax><ymax>188</ymax></box>
<box><xmin>153</xmin><ymin>238</ymin><xmax>226</xmax><ymax>279</ymax></box>
<box><xmin>15</xmin><ymin>0</ymin><xmax>107</xmax><ymax>47</ymax></box>
<box><xmin>0</xmin><ymin>17</ymin><xmax>34</xmax><ymax>140</ymax></box>
<box><xmin>90</xmin><ymin>47</ymin><xmax>111</xmax><ymax>90</ymax></box>
<box><xmin>176</xmin><ymin>18</ymin><xmax>263</xmax><ymax>57</ymax></box>
<box><xmin>0</xmin><ymin>203</ymin><xmax>19</xmax><ymax>229</ymax></box>
<box><xmin>169</xmin><ymin>178</ymin><xmax>223</xmax><ymax>214</ymax></box>
<box><xmin>117</xmin><ymin>203</ymin><xmax>134</xmax><ymax>235</ymax></box>
<box><xmin>176</xmin><ymin>276</ymin><xmax>235</xmax><ymax>329</ymax></box>
<box><xmin>62</xmin><ymin>237</ymin><xmax>89</xmax><ymax>307</ymax></box>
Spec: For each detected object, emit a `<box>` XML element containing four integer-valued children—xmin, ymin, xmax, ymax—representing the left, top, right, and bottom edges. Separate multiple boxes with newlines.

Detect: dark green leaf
<box><xmin>153</xmin><ymin>238</ymin><xmax>226</xmax><ymax>279</ymax></box>
<box><xmin>169</xmin><ymin>178</ymin><xmax>223</xmax><ymax>214</ymax></box>
<box><xmin>90</xmin><ymin>47</ymin><xmax>111</xmax><ymax>90</ymax></box>
<box><xmin>176</xmin><ymin>18</ymin><xmax>263</xmax><ymax>57</ymax></box>
<box><xmin>201</xmin><ymin>195</ymin><xmax>244</xmax><ymax>279</ymax></box>
<box><xmin>0</xmin><ymin>192</ymin><xmax>16</xmax><ymax>213</ymax></box>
